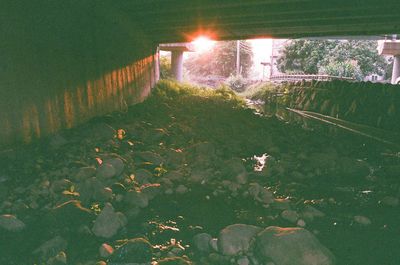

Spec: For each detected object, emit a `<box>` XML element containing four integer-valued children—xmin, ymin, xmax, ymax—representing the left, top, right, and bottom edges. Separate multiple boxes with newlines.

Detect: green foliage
<box><xmin>277</xmin><ymin>40</ymin><xmax>389</xmax><ymax>79</ymax></box>
<box><xmin>184</xmin><ymin>41</ymin><xmax>253</xmax><ymax>78</ymax></box>
<box><xmin>226</xmin><ymin>74</ymin><xmax>248</xmax><ymax>92</ymax></box>
<box><xmin>160</xmin><ymin>55</ymin><xmax>172</xmax><ymax>79</ymax></box>
<box><xmin>151</xmin><ymin>80</ymin><xmax>245</xmax><ymax>108</ymax></box>
<box><xmin>320</xmin><ymin>61</ymin><xmax>363</xmax><ymax>80</ymax></box>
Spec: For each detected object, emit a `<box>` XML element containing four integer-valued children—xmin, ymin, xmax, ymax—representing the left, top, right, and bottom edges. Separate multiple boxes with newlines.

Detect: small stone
<box><xmin>381</xmin><ymin>196</ymin><xmax>399</xmax><ymax>207</ymax></box>
<box><xmin>141</xmin><ymin>183</ymin><xmax>161</xmax><ymax>200</ymax></box>
<box><xmin>50</xmin><ymin>179</ymin><xmax>71</xmax><ymax>193</ymax></box>
<box><xmin>272</xmin><ymin>198</ymin><xmax>291</xmax><ymax>210</ymax></box>
<box><xmin>92</xmin><ymin>203</ymin><xmax>126</xmax><ymax>238</ymax></box>
<box><xmin>297</xmin><ymin>219</ymin><xmax>306</xmax><ymax>227</ymax></box>
<box><xmin>223</xmin><ymin>158</ymin><xmax>248</xmax><ymax>184</ymax></box>
<box><xmin>49</xmin><ymin>134</ymin><xmax>68</xmax><ymax>149</ymax></box>
<box><xmin>176</xmin><ymin>184</ymin><xmax>189</xmax><ymax>194</ymax></box>
<box><xmin>33</xmin><ymin>236</ymin><xmax>68</xmax><ymax>260</ymax></box>
<box><xmin>193</xmin><ymin>233</ymin><xmax>212</xmax><ymax>253</ymax></box>
<box><xmin>73</xmin><ymin>167</ymin><xmax>96</xmax><ymax>181</ymax></box>
<box><xmin>97</xmin><ymin>163</ymin><xmax>117</xmax><ymax>179</ymax></box>
<box><xmin>124</xmin><ymin>190</ymin><xmax>149</xmax><ymax>208</ymax></box>
<box><xmin>104</xmin><ymin>158</ymin><xmax>125</xmax><ymax>177</ymax></box>
<box><xmin>210</xmin><ymin>238</ymin><xmax>218</xmax><ymax>252</ymax></box>
<box><xmin>0</xmin><ymin>214</ymin><xmax>26</xmax><ymax>232</ymax></box>
<box><xmin>110</xmin><ymin>238</ymin><xmax>153</xmax><ymax>263</ymax></box>
<box><xmin>158</xmin><ymin>257</ymin><xmax>192</xmax><ymax>265</ymax></box>
<box><xmin>248</xmin><ymin>183</ymin><xmax>274</xmax><ymax>204</ymax></box>
<box><xmin>99</xmin><ymin>243</ymin><xmax>114</xmax><ymax>258</ymax></box>
<box><xmin>301</xmin><ymin>205</ymin><xmax>325</xmax><ymax>222</ymax></box>
<box><xmin>138</xmin><ymin>151</ymin><xmax>165</xmax><ymax>165</ymax></box>
<box><xmin>281</xmin><ymin>210</ymin><xmax>299</xmax><ymax>223</ymax></box>
<box><xmin>89</xmin><ymin>122</ymin><xmax>116</xmax><ymax>139</ymax></box>
<box><xmin>237</xmin><ymin>256</ymin><xmax>250</xmax><ymax>265</ymax></box>
<box><xmin>47</xmin><ymin>251</ymin><xmax>67</xmax><ymax>265</ymax></box>
<box><xmin>354</xmin><ymin>215</ymin><xmax>372</xmax><ymax>225</ymax></box>
<box><xmin>134</xmin><ymin>169</ymin><xmax>153</xmax><ymax>184</ymax></box>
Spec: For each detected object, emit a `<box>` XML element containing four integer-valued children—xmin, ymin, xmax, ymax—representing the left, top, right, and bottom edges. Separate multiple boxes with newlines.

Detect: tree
<box><xmin>184</xmin><ymin>41</ymin><xmax>253</xmax><ymax>78</ymax></box>
<box><xmin>320</xmin><ymin>61</ymin><xmax>363</xmax><ymax>80</ymax></box>
<box><xmin>277</xmin><ymin>40</ymin><xmax>388</xmax><ymax>79</ymax></box>
<box><xmin>277</xmin><ymin>40</ymin><xmax>338</xmax><ymax>74</ymax></box>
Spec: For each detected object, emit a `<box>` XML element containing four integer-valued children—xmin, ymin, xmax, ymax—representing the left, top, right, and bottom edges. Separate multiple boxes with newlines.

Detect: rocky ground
<box><xmin>0</xmin><ymin>80</ymin><xmax>399</xmax><ymax>265</ymax></box>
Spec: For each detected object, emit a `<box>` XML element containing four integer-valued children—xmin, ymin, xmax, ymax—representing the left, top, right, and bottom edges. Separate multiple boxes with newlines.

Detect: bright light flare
<box><xmin>192</xmin><ymin>36</ymin><xmax>216</xmax><ymax>52</ymax></box>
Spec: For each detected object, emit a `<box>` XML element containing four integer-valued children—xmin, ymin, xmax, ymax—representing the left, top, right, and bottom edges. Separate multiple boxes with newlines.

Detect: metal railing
<box><xmin>270</xmin><ymin>74</ymin><xmax>355</xmax><ymax>82</ymax></box>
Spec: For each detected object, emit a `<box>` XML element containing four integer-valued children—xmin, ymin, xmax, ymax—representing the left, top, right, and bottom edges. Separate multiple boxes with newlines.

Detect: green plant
<box><xmin>226</xmin><ymin>74</ymin><xmax>248</xmax><ymax>92</ymax></box>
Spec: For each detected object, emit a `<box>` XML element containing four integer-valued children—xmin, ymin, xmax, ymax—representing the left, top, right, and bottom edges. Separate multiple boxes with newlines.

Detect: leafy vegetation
<box><xmin>277</xmin><ymin>40</ymin><xmax>390</xmax><ymax>79</ymax></box>
<box><xmin>160</xmin><ymin>55</ymin><xmax>172</xmax><ymax>79</ymax></box>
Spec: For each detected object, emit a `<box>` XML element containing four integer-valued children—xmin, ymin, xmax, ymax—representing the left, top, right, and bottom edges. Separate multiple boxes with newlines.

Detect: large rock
<box><xmin>0</xmin><ymin>214</ymin><xmax>25</xmax><ymax>232</ymax></box>
<box><xmin>92</xmin><ymin>203</ymin><xmax>126</xmax><ymax>238</ymax></box>
<box><xmin>110</xmin><ymin>238</ymin><xmax>153</xmax><ymax>263</ymax></box>
<box><xmin>255</xmin><ymin>226</ymin><xmax>335</xmax><ymax>265</ymax></box>
<box><xmin>218</xmin><ymin>224</ymin><xmax>262</xmax><ymax>256</ymax></box>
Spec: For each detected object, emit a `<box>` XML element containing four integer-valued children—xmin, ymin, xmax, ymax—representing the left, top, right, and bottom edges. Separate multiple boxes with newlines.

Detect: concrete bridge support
<box><xmin>171</xmin><ymin>51</ymin><xmax>184</xmax><ymax>82</ymax></box>
<box><xmin>392</xmin><ymin>56</ymin><xmax>400</xmax><ymax>84</ymax></box>
<box><xmin>159</xmin><ymin>43</ymin><xmax>194</xmax><ymax>82</ymax></box>
<box><xmin>378</xmin><ymin>40</ymin><xmax>400</xmax><ymax>84</ymax></box>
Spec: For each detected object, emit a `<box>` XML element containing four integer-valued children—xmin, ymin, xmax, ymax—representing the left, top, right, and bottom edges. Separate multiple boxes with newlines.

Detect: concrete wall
<box><xmin>0</xmin><ymin>2</ymin><xmax>159</xmax><ymax>147</ymax></box>
<box><xmin>274</xmin><ymin>81</ymin><xmax>400</xmax><ymax>132</ymax></box>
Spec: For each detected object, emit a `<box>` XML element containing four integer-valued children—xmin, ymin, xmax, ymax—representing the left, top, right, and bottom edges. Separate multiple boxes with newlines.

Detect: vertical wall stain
<box><xmin>0</xmin><ymin>54</ymin><xmax>158</xmax><ymax>147</ymax></box>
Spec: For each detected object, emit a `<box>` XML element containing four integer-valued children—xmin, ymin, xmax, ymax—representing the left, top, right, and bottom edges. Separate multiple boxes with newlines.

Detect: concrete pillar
<box><xmin>391</xmin><ymin>55</ymin><xmax>400</xmax><ymax>84</ymax></box>
<box><xmin>171</xmin><ymin>50</ymin><xmax>184</xmax><ymax>82</ymax></box>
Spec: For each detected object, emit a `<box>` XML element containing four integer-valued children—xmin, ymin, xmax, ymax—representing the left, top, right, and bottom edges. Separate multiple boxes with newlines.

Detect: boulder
<box><xmin>218</xmin><ymin>224</ymin><xmax>262</xmax><ymax>256</ymax></box>
<box><xmin>92</xmin><ymin>203</ymin><xmax>126</xmax><ymax>238</ymax></box>
<box><xmin>354</xmin><ymin>215</ymin><xmax>371</xmax><ymax>225</ymax></box>
<box><xmin>255</xmin><ymin>226</ymin><xmax>335</xmax><ymax>265</ymax></box>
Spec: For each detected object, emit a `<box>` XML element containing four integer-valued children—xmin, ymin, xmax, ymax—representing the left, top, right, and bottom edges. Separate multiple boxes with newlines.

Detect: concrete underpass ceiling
<box><xmin>116</xmin><ymin>0</ymin><xmax>400</xmax><ymax>42</ymax></box>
